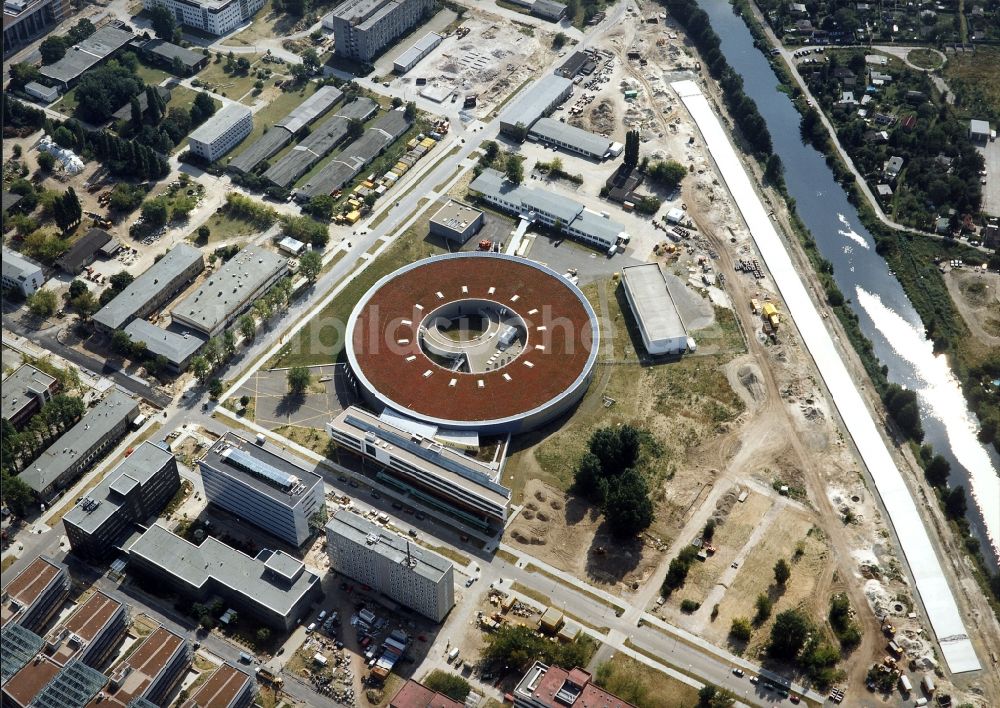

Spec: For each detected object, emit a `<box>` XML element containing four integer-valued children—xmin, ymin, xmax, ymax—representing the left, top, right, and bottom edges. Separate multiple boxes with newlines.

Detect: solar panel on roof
<box><xmin>33</xmin><ymin>660</ymin><xmax>107</xmax><ymax>708</ymax></box>
<box><xmin>221</xmin><ymin>447</ymin><xmax>298</xmax><ymax>491</ymax></box>
<box><xmin>1</xmin><ymin>624</ymin><xmax>44</xmax><ymax>682</ymax></box>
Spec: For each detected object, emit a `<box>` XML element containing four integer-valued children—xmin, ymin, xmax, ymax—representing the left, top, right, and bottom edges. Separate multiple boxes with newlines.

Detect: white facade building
<box><xmin>326</xmin><ymin>509</ymin><xmax>454</xmax><ymax>622</ymax></box>
<box><xmin>188</xmin><ymin>102</ymin><xmax>252</xmax><ymax>162</ymax></box>
<box><xmin>1</xmin><ymin>246</ymin><xmax>45</xmax><ymax>296</ymax></box>
<box><xmin>620</xmin><ymin>263</ymin><xmax>689</xmax><ymax>355</ymax></box>
<box><xmin>142</xmin><ymin>0</ymin><xmax>265</xmax><ymax>36</ymax></box>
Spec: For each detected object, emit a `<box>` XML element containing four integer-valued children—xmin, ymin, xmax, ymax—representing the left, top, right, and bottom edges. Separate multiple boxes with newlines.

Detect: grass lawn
<box><xmin>165</xmin><ymin>85</ymin><xmax>199</xmax><ymax>113</ymax></box>
<box><xmin>944</xmin><ymin>46</ymin><xmax>1000</xmax><ymax>123</ymax></box>
<box><xmin>220</xmin><ymin>0</ymin><xmax>304</xmax><ymax>47</ymax></box>
<box><xmin>51</xmin><ymin>88</ymin><xmax>79</xmax><ymax>117</ymax></box>
<box><xmin>134</xmin><ymin>60</ymin><xmax>173</xmax><ymax>86</ymax></box>
<box><xmin>593</xmin><ymin>655</ymin><xmax>700</xmax><ymax>708</ymax></box>
<box><xmin>198</xmin><ymin>56</ymin><xmax>267</xmax><ymax>103</ymax></box>
<box><xmin>197</xmin><ymin>209</ymin><xmax>261</xmax><ymax>244</ymax></box>
<box><xmin>268</xmin><ymin>229</ymin><xmax>444</xmax><ymax>368</ymax></box>
<box><xmin>906</xmin><ymin>48</ymin><xmax>943</xmax><ymax>70</ymax></box>
<box><xmin>228</xmin><ymin>82</ymin><xmax>320</xmax><ymax>160</ymax></box>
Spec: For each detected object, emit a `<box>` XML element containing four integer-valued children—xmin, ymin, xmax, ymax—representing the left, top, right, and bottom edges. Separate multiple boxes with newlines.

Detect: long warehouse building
<box><xmin>229</xmin><ymin>85</ymin><xmax>344</xmax><ymax>174</ymax></box>
<box><xmin>263</xmin><ymin>98</ymin><xmax>378</xmax><ymax>189</ymax></box>
<box><xmin>93</xmin><ymin>243</ymin><xmax>204</xmax><ymax>334</ymax></box>
<box><xmin>499</xmin><ymin>74</ymin><xmax>572</xmax><ymax>136</ymax></box>
<box><xmin>620</xmin><ymin>263</ymin><xmax>690</xmax><ymax>355</ymax></box>
<box><xmin>295</xmin><ymin>109</ymin><xmax>411</xmax><ymax>201</ymax></box>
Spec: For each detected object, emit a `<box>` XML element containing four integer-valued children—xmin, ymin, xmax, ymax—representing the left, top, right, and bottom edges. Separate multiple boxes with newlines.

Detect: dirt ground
<box><xmin>943</xmin><ymin>267</ymin><xmax>1000</xmax><ymax>345</ymax></box>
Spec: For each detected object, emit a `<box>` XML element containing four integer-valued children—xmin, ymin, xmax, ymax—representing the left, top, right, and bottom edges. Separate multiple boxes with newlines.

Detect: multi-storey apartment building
<box><xmin>142</xmin><ymin>0</ymin><xmax>265</xmax><ymax>36</ymax></box>
<box><xmin>324</xmin><ymin>0</ymin><xmax>433</xmax><ymax>63</ymax></box>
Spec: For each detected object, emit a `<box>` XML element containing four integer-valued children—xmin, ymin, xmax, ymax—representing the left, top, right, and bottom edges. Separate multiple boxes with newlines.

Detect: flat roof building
<box><xmin>39</xmin><ymin>24</ymin><xmax>134</xmax><ymax>88</ymax></box>
<box><xmin>499</xmin><ymin>74</ymin><xmax>572</xmax><ymax>135</ymax></box>
<box><xmin>179</xmin><ymin>662</ymin><xmax>254</xmax><ymax>708</ymax></box>
<box><xmin>55</xmin><ymin>227</ymin><xmax>114</xmax><ymax>275</ymax></box>
<box><xmin>428</xmin><ymin>200</ymin><xmax>483</xmax><ymax>243</ymax></box>
<box><xmin>229</xmin><ymin>85</ymin><xmax>343</xmax><ymax>174</ymax></box>
<box><xmin>469</xmin><ymin>169</ymin><xmax>627</xmax><ymax>250</ymax></box>
<box><xmin>63</xmin><ymin>441</ymin><xmax>180</xmax><ymax>560</ymax></box>
<box><xmin>24</xmin><ymin>81</ymin><xmax>59</xmax><ymax>103</ymax></box>
<box><xmin>134</xmin><ymin>37</ymin><xmax>209</xmax><ymax>75</ymax></box>
<box><xmin>327</xmin><ymin>407</ymin><xmax>510</xmax><ymax>532</ymax></box>
<box><xmin>96</xmin><ymin>625</ymin><xmax>189</xmax><ymax>707</ymax></box>
<box><xmin>2</xmin><ymin>245</ymin><xmax>45</xmax><ymax>296</ymax></box>
<box><xmin>128</xmin><ymin>523</ymin><xmax>323</xmax><ymax>631</ymax></box>
<box><xmin>0</xmin><ymin>556</ymin><xmax>69</xmax><ymax>633</ymax></box>
<box><xmin>123</xmin><ymin>320</ymin><xmax>207</xmax><ymax>372</ymax></box>
<box><xmin>43</xmin><ymin>590</ymin><xmax>128</xmax><ymax>669</ymax></box>
<box><xmin>199</xmin><ymin>433</ymin><xmax>325</xmax><ymax>547</ymax></box>
<box><xmin>171</xmin><ymin>245</ymin><xmax>288</xmax><ymax>337</ymax></box>
<box><xmin>531</xmin><ymin>0</ymin><xmax>566</xmax><ymax>22</ymax></box>
<box><xmin>1</xmin><ymin>364</ymin><xmax>58</xmax><ymax>430</ymax></box>
<box><xmin>93</xmin><ymin>243</ymin><xmax>204</xmax><ymax>334</ymax></box>
<box><xmin>326</xmin><ymin>0</ymin><xmax>434</xmax><ymax>63</ymax></box>
<box><xmin>326</xmin><ymin>509</ymin><xmax>455</xmax><ymax>622</ymax></box>
<box><xmin>295</xmin><ymin>109</ymin><xmax>411</xmax><ymax>201</ymax></box>
<box><xmin>393</xmin><ymin>31</ymin><xmax>442</xmax><ymax>74</ymax></box>
<box><xmin>0</xmin><ymin>624</ymin><xmax>45</xmax><ymax>685</ymax></box>
<box><xmin>970</xmin><ymin>118</ymin><xmax>991</xmax><ymax>142</ymax></box>
<box><xmin>390</xmin><ymin>679</ymin><xmax>464</xmax><ymax>708</ymax></box>
<box><xmin>25</xmin><ymin>659</ymin><xmax>109</xmax><ymax>708</ymax></box>
<box><xmin>188</xmin><ymin>102</ymin><xmax>253</xmax><ymax>163</ymax></box>
<box><xmin>513</xmin><ymin>663</ymin><xmax>635</xmax><ymax>708</ymax></box>
<box><xmin>3</xmin><ymin>0</ymin><xmax>70</xmax><ymax>51</ymax></box>
<box><xmin>142</xmin><ymin>0</ymin><xmax>265</xmax><ymax>36</ymax></box>
<box><xmin>18</xmin><ymin>389</ymin><xmax>139</xmax><ymax>500</ymax></box>
<box><xmin>528</xmin><ymin>117</ymin><xmax>617</xmax><ymax>160</ymax></box>
<box><xmin>620</xmin><ymin>263</ymin><xmax>689</xmax><ymax>355</ymax></box>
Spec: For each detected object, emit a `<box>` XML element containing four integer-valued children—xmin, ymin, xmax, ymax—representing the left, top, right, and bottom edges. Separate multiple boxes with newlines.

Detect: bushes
<box><xmin>423</xmin><ymin>671</ymin><xmax>471</xmax><ymax>702</ymax></box>
<box><xmin>662</xmin><ymin>545</ymin><xmax>699</xmax><ymax>595</ymax></box>
<box><xmin>680</xmin><ymin>599</ymin><xmax>701</xmax><ymax>613</ymax></box>
<box><xmin>882</xmin><ymin>384</ymin><xmax>924</xmax><ymax>442</ymax></box>
<box><xmin>281</xmin><ymin>214</ymin><xmax>329</xmax><ymax>248</ymax></box>
<box><xmin>224</xmin><ymin>193</ymin><xmax>278</xmax><ymax>227</ymax></box>
<box><xmin>829</xmin><ymin>594</ymin><xmax>861</xmax><ymax>650</ymax></box>
<box><xmin>729</xmin><ymin>617</ymin><xmax>752</xmax><ymax>642</ymax></box>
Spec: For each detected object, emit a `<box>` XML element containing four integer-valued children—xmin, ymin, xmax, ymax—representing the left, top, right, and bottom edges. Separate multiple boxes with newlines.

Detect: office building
<box><xmin>499</xmin><ymin>74</ymin><xmax>572</xmax><ymax>135</ymax></box>
<box><xmin>39</xmin><ymin>24</ymin><xmax>134</xmax><ymax>88</ymax></box>
<box><xmin>100</xmin><ymin>625</ymin><xmax>189</xmax><ymax>706</ymax></box>
<box><xmin>262</xmin><ymin>97</ymin><xmax>377</xmax><ymax>187</ymax></box>
<box><xmin>180</xmin><ymin>662</ymin><xmax>254</xmax><ymax>708</ymax></box>
<box><xmin>469</xmin><ymin>168</ymin><xmax>628</xmax><ymax>250</ymax></box>
<box><xmin>393</xmin><ymin>31</ymin><xmax>442</xmax><ymax>73</ymax></box>
<box><xmin>199</xmin><ymin>433</ymin><xmax>325</xmax><ymax>547</ymax></box>
<box><xmin>326</xmin><ymin>509</ymin><xmax>454</xmax><ymax>622</ymax></box>
<box><xmin>229</xmin><ymin>85</ymin><xmax>343</xmax><ymax>174</ymax></box>
<box><xmin>188</xmin><ymin>102</ymin><xmax>253</xmax><ymax>162</ymax></box>
<box><xmin>327</xmin><ymin>407</ymin><xmax>511</xmax><ymax>531</ymax></box>
<box><xmin>142</xmin><ymin>0</ymin><xmax>265</xmax><ymax>36</ymax></box>
<box><xmin>620</xmin><ymin>263</ymin><xmax>689</xmax><ymax>355</ymax></box>
<box><xmin>528</xmin><ymin>117</ymin><xmax>620</xmax><ymax>160</ymax></box>
<box><xmin>18</xmin><ymin>389</ymin><xmax>140</xmax><ymax>501</ymax></box>
<box><xmin>390</xmin><ymin>679</ymin><xmax>464</xmax><ymax>708</ymax></box>
<box><xmin>1</xmin><ymin>364</ymin><xmax>58</xmax><ymax>430</ymax></box>
<box><xmin>123</xmin><ymin>320</ymin><xmax>206</xmax><ymax>373</ymax></box>
<box><xmin>128</xmin><ymin>523</ymin><xmax>322</xmax><ymax>631</ymax></box>
<box><xmin>63</xmin><ymin>441</ymin><xmax>180</xmax><ymax>560</ymax></box>
<box><xmin>326</xmin><ymin>0</ymin><xmax>434</xmax><ymax>63</ymax></box>
<box><xmin>94</xmin><ymin>243</ymin><xmax>204</xmax><ymax>334</ymax></box>
<box><xmin>3</xmin><ymin>0</ymin><xmax>70</xmax><ymax>51</ymax></box>
<box><xmin>0</xmin><ymin>624</ymin><xmax>45</xmax><ymax>685</ymax></box>
<box><xmin>0</xmin><ymin>556</ymin><xmax>69</xmax><ymax>632</ymax></box>
<box><xmin>1</xmin><ymin>246</ymin><xmax>45</xmax><ymax>296</ymax></box>
<box><xmin>513</xmin><ymin>663</ymin><xmax>635</xmax><ymax>708</ymax></box>
<box><xmin>428</xmin><ymin>200</ymin><xmax>483</xmax><ymax>243</ymax></box>
<box><xmin>171</xmin><ymin>245</ymin><xmax>288</xmax><ymax>337</ymax></box>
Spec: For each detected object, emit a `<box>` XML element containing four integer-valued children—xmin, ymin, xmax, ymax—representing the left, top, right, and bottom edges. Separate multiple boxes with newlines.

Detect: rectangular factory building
<box><xmin>63</xmin><ymin>441</ymin><xmax>180</xmax><ymax>560</ymax></box>
<box><xmin>620</xmin><ymin>263</ymin><xmax>689</xmax><ymax>355</ymax></box>
<box><xmin>326</xmin><ymin>406</ymin><xmax>511</xmax><ymax>532</ymax></box>
<box><xmin>128</xmin><ymin>523</ymin><xmax>323</xmax><ymax>632</ymax></box>
<box><xmin>188</xmin><ymin>102</ymin><xmax>253</xmax><ymax>163</ymax></box>
<box><xmin>326</xmin><ymin>509</ymin><xmax>455</xmax><ymax>622</ymax></box>
<box><xmin>528</xmin><ymin>117</ymin><xmax>619</xmax><ymax>160</ymax></box>
<box><xmin>499</xmin><ymin>74</ymin><xmax>572</xmax><ymax>136</ymax></box>
<box><xmin>198</xmin><ymin>432</ymin><xmax>325</xmax><ymax>547</ymax></box>
<box><xmin>180</xmin><ymin>662</ymin><xmax>255</xmax><ymax>708</ymax></box>
<box><xmin>171</xmin><ymin>245</ymin><xmax>288</xmax><ymax>337</ymax></box>
<box><xmin>102</xmin><ymin>625</ymin><xmax>190</xmax><ymax>706</ymax></box>
<box><xmin>18</xmin><ymin>389</ymin><xmax>139</xmax><ymax>501</ymax></box>
<box><xmin>39</xmin><ymin>24</ymin><xmax>134</xmax><ymax>88</ymax></box>
<box><xmin>93</xmin><ymin>243</ymin><xmax>204</xmax><ymax>334</ymax></box>
<box><xmin>393</xmin><ymin>31</ymin><xmax>442</xmax><ymax>73</ymax></box>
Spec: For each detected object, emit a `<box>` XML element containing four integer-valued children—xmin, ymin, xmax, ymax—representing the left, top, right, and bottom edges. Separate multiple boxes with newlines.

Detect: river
<box><xmin>696</xmin><ymin>0</ymin><xmax>1000</xmax><ymax>569</ymax></box>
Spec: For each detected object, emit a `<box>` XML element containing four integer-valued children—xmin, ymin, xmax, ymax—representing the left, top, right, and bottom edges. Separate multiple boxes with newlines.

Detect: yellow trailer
<box><xmin>345</xmin><ymin>210</ymin><xmax>361</xmax><ymax>224</ymax></box>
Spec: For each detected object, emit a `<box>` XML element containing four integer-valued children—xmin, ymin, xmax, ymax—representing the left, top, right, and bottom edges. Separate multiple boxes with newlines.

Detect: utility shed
<box><xmin>620</xmin><ymin>263</ymin><xmax>688</xmax><ymax>355</ymax></box>
<box><xmin>429</xmin><ymin>200</ymin><xmax>483</xmax><ymax>243</ymax></box>
<box><xmin>393</xmin><ymin>32</ymin><xmax>442</xmax><ymax>74</ymax></box>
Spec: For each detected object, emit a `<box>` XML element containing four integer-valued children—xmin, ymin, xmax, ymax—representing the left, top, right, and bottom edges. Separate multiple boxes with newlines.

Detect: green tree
<box><xmin>191</xmin><ymin>356</ymin><xmax>210</xmax><ymax>383</ymax></box>
<box><xmin>589</xmin><ymin>425</ymin><xmax>641</xmax><ymax>473</ymax></box>
<box><xmin>287</xmin><ymin>366</ymin><xmax>310</xmax><ymax>395</ymax></box>
<box><xmin>703</xmin><ymin>519</ymin><xmax>716</xmax><ymax>542</ymax></box>
<box><xmin>1</xmin><ymin>472</ymin><xmax>34</xmax><ymax>516</ymax></box>
<box><xmin>754</xmin><ymin>593</ymin><xmax>772</xmax><ymax>624</ymax></box>
<box><xmin>240</xmin><ymin>395</ymin><xmax>251</xmax><ymax>409</ymax></box>
<box><xmin>944</xmin><ymin>485</ymin><xmax>967</xmax><ymax>519</ymax></box>
<box><xmin>623</xmin><ymin>129</ymin><xmax>640</xmax><ymax>169</ymax></box>
<box><xmin>304</xmin><ymin>194</ymin><xmax>335</xmax><ymax>220</ymax></box>
<box><xmin>8</xmin><ymin>63</ymin><xmax>41</xmax><ymax>91</ymax></box>
<box><xmin>924</xmin><ymin>454</ymin><xmax>950</xmax><ymax>487</ymax></box>
<box><xmin>299</xmin><ymin>250</ymin><xmax>322</xmax><ymax>282</ymax></box>
<box><xmin>602</xmin><ymin>468</ymin><xmax>653</xmax><ymax>537</ymax></box>
<box><xmin>774</xmin><ymin>558</ymin><xmax>791</xmax><ymax>586</ymax></box>
<box><xmin>552</xmin><ymin>32</ymin><xmax>568</xmax><ymax>50</ymax></box>
<box><xmin>698</xmin><ymin>685</ymin><xmax>736</xmax><ymax>708</ymax></box>
<box><xmin>239</xmin><ymin>314</ymin><xmax>256</xmax><ymax>341</ymax></box>
<box><xmin>39</xmin><ymin>36</ymin><xmax>68</xmax><ymax>64</ymax></box>
<box><xmin>764</xmin><ymin>153</ymin><xmax>784</xmax><ymax>185</ymax></box>
<box><xmin>111</xmin><ymin>329</ymin><xmax>133</xmax><ymax>355</ymax></box>
<box><xmin>37</xmin><ymin>151</ymin><xmax>56</xmax><ymax>172</ymax></box>
<box><xmin>302</xmin><ymin>48</ymin><xmax>320</xmax><ymax>73</ymax></box>
<box><xmin>508</xmin><ymin>122</ymin><xmax>529</xmax><ymax>143</ymax></box>
<box><xmin>769</xmin><ymin>609</ymin><xmax>810</xmax><ymax>661</ymax></box>
<box><xmin>422</xmin><ymin>671</ymin><xmax>471</xmax><ymax>702</ymax></box>
<box><xmin>647</xmin><ymin>159</ymin><xmax>686</xmax><ymax>188</ymax></box>
<box><xmin>130</xmin><ymin>96</ymin><xmax>143</xmax><ymax>128</ymax></box>
<box><xmin>404</xmin><ymin>101</ymin><xmax>417</xmax><ymax>121</ymax></box>
<box><xmin>141</xmin><ymin>198</ymin><xmax>170</xmax><ymax>228</ymax></box>
<box><xmin>27</xmin><ymin>289</ymin><xmax>58</xmax><ymax>318</ymax></box>
<box><xmin>256</xmin><ymin>627</ymin><xmax>271</xmax><ymax>643</ymax></box>
<box><xmin>573</xmin><ymin>452</ymin><xmax>607</xmax><ymax>504</ymax></box>
<box><xmin>223</xmin><ymin>329</ymin><xmax>237</xmax><ymax>357</ymax></box>
<box><xmin>149</xmin><ymin>4</ymin><xmax>177</xmax><ymax>40</ymax></box>
<box><xmin>197</xmin><ymin>225</ymin><xmax>211</xmax><ymax>241</ymax></box>
<box><xmin>208</xmin><ymin>379</ymin><xmax>224</xmax><ymax>400</ymax></box>
<box><xmin>729</xmin><ymin>617</ymin><xmax>752</xmax><ymax>642</ymax></box>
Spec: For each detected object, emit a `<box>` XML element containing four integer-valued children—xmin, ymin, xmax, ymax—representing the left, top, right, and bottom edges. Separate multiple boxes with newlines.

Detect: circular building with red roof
<box><xmin>346</xmin><ymin>252</ymin><xmax>600</xmax><ymax>434</ymax></box>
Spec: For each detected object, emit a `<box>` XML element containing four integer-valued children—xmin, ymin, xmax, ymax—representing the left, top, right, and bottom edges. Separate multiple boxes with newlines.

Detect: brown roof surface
<box><xmin>2</xmin><ymin>656</ymin><xmax>61</xmax><ymax>708</ymax></box>
<box><xmin>182</xmin><ymin>663</ymin><xmax>251</xmax><ymax>708</ymax></box>
<box><xmin>530</xmin><ymin>665</ymin><xmax>635</xmax><ymax>708</ymax></box>
<box><xmin>351</xmin><ymin>256</ymin><xmax>596</xmax><ymax>422</ymax></box>
<box><xmin>1</xmin><ymin>557</ymin><xmax>61</xmax><ymax>626</ymax></box>
<box><xmin>63</xmin><ymin>590</ymin><xmax>122</xmax><ymax>642</ymax></box>
<box><xmin>100</xmin><ymin>626</ymin><xmax>185</xmax><ymax>703</ymax></box>
<box><xmin>390</xmin><ymin>679</ymin><xmax>464</xmax><ymax>708</ymax></box>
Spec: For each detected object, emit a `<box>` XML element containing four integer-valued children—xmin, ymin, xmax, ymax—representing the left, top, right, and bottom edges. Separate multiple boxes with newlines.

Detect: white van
<box><xmin>318</xmin><ymin>610</ymin><xmax>327</xmax><ymax>621</ymax></box>
<box><xmin>306</xmin><ymin>622</ymin><xmax>316</xmax><ymax>633</ymax></box>
<box><xmin>447</xmin><ymin>647</ymin><xmax>460</xmax><ymax>663</ymax></box>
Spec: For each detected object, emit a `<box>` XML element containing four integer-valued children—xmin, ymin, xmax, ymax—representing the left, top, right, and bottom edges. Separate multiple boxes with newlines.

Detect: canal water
<box><xmin>696</xmin><ymin>0</ymin><xmax>1000</xmax><ymax>568</ymax></box>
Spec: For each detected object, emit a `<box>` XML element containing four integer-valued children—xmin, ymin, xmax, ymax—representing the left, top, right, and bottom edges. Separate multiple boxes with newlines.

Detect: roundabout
<box><xmin>345</xmin><ymin>252</ymin><xmax>600</xmax><ymax>433</ymax></box>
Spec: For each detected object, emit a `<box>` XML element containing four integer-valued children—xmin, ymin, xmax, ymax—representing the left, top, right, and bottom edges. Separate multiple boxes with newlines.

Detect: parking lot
<box><xmin>976</xmin><ymin>139</ymin><xmax>1000</xmax><ymax>216</ymax></box>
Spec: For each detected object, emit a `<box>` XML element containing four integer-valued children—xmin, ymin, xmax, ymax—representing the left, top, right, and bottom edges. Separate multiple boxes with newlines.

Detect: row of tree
<box><xmin>0</xmin><ymin>395</ymin><xmax>86</xmax><ymax>478</ymax></box>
